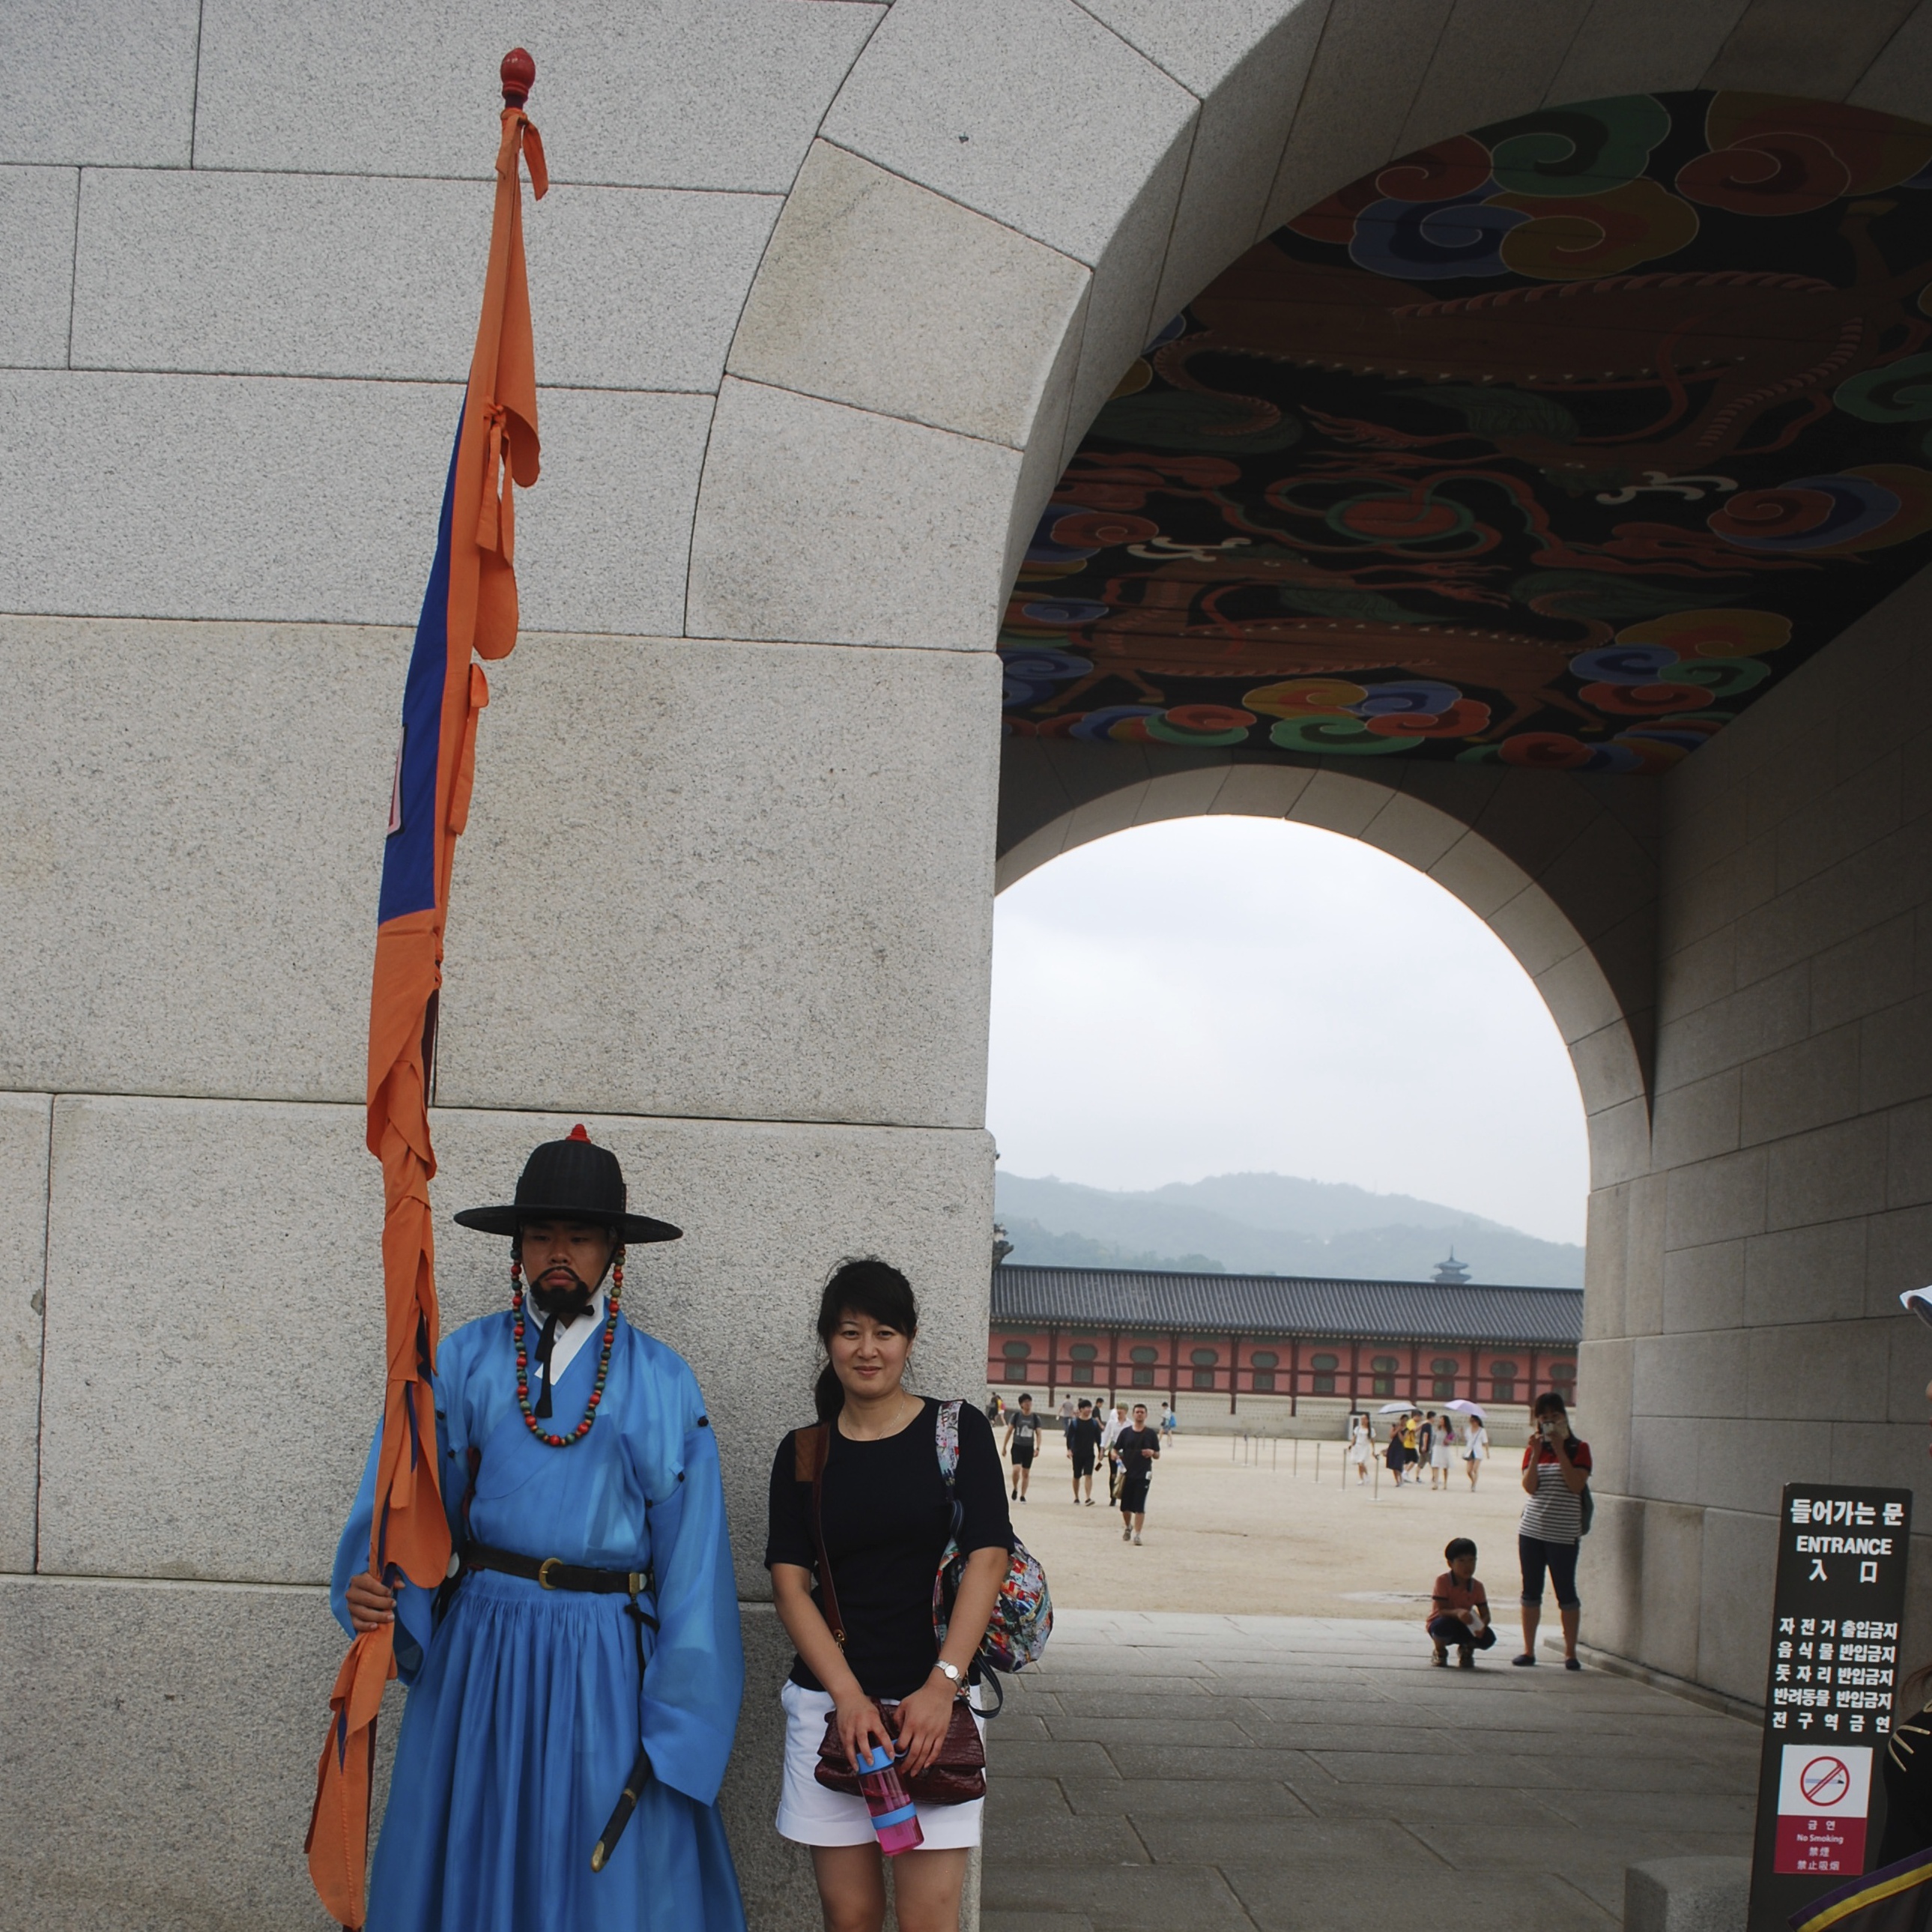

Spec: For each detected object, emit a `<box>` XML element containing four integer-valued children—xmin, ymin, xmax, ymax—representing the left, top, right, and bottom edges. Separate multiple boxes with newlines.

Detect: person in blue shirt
<box><xmin>333</xmin><ymin>1127</ymin><xmax>745</xmax><ymax>1932</ymax></box>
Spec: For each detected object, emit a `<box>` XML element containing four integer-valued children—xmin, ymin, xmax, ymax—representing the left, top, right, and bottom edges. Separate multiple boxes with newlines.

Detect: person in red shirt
<box><xmin>1514</xmin><ymin>1391</ymin><xmax>1592</xmax><ymax>1671</ymax></box>
<box><xmin>1427</xmin><ymin>1538</ymin><xmax>1495</xmax><ymax>1668</ymax></box>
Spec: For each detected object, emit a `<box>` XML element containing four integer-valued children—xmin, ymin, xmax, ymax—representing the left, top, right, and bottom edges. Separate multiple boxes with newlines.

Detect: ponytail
<box><xmin>814</xmin><ymin>1360</ymin><xmax>844</xmax><ymax>1426</ymax></box>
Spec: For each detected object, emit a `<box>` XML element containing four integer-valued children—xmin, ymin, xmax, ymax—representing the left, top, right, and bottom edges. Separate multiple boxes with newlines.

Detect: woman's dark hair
<box><xmin>813</xmin><ymin>1259</ymin><xmax>918</xmax><ymax>1423</ymax></box>
<box><xmin>1533</xmin><ymin>1390</ymin><xmax>1569</xmax><ymax>1419</ymax></box>
<box><xmin>1445</xmin><ymin>1537</ymin><xmax>1478</xmax><ymax>1564</ymax></box>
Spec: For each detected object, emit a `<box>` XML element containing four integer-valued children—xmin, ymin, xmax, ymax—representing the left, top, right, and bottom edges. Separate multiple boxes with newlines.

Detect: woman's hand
<box><xmin>893</xmin><ymin>1676</ymin><xmax>958</xmax><ymax>1778</ymax></box>
<box><xmin>833</xmin><ymin>1689</ymin><xmax>895</xmax><ymax>1776</ymax></box>
<box><xmin>345</xmin><ymin>1568</ymin><xmax>396</xmax><ymax>1634</ymax></box>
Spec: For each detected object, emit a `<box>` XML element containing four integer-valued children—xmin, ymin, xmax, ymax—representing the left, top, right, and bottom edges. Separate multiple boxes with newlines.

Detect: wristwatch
<box><xmin>932</xmin><ymin>1659</ymin><xmax>963</xmax><ymax>1688</ymax></box>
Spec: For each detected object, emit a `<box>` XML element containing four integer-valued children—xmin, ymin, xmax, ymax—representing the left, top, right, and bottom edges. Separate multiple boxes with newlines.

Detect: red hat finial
<box><xmin>501</xmin><ymin>48</ymin><xmax>536</xmax><ymax>109</ymax></box>
<box><xmin>568</xmin><ymin>1123</ymin><xmax>590</xmax><ymax>1142</ymax></box>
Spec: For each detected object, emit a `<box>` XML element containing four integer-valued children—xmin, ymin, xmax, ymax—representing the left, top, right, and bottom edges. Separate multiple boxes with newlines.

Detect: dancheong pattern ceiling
<box><xmin>1003</xmin><ymin>92</ymin><xmax>1932</xmax><ymax>772</ymax></box>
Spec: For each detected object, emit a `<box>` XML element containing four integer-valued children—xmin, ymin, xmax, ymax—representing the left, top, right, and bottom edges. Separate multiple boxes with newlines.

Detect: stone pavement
<box><xmin>981</xmin><ymin>1611</ymin><xmax>1760</xmax><ymax>1932</ymax></box>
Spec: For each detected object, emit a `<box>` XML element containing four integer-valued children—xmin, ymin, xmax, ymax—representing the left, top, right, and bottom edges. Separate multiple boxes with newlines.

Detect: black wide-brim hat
<box><xmin>452</xmin><ymin>1125</ymin><xmax>682</xmax><ymax>1244</ymax></box>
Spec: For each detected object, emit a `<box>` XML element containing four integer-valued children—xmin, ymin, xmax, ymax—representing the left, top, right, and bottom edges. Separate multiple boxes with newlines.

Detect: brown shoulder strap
<box><xmin>794</xmin><ymin>1424</ymin><xmax>845</xmax><ymax>1647</ymax></box>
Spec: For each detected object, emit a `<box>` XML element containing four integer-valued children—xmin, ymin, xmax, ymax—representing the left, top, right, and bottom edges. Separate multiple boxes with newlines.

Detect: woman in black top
<box><xmin>766</xmin><ymin>1261</ymin><xmax>1011</xmax><ymax>1932</ymax></box>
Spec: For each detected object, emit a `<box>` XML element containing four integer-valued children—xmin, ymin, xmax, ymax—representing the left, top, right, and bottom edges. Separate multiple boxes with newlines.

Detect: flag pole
<box><xmin>306</xmin><ymin>51</ymin><xmax>545</xmax><ymax>1928</ymax></box>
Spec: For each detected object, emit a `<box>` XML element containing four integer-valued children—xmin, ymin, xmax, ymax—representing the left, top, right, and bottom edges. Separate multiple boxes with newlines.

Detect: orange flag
<box><xmin>306</xmin><ymin>52</ymin><xmax>547</xmax><ymax>1929</ymax></box>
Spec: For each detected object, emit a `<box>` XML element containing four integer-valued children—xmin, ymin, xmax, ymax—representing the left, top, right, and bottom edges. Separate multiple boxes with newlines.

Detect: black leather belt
<box><xmin>466</xmin><ymin>1542</ymin><xmax>653</xmax><ymax>1599</ymax></box>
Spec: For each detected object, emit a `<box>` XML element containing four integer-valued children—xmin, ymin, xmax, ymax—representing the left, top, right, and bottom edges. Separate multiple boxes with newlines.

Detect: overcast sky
<box><xmin>987</xmin><ymin>815</ymin><xmax>1590</xmax><ymax>1247</ymax></box>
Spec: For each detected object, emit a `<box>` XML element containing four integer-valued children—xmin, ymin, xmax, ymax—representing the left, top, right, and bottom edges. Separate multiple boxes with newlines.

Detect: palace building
<box><xmin>987</xmin><ymin>1259</ymin><xmax>1583</xmax><ymax>1438</ymax></box>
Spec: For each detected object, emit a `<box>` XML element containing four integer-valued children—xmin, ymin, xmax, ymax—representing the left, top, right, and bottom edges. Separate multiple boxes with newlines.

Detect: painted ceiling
<box><xmin>1004</xmin><ymin>91</ymin><xmax>1932</xmax><ymax>772</ymax></box>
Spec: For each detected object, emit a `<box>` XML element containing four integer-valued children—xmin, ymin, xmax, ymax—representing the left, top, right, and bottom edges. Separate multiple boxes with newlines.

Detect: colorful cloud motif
<box><xmin>1002</xmin><ymin>91</ymin><xmax>1932</xmax><ymax>770</ymax></box>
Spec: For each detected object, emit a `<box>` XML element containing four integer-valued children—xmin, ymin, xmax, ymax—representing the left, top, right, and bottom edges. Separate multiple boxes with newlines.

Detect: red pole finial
<box><xmin>501</xmin><ymin>48</ymin><xmax>536</xmax><ymax>109</ymax></box>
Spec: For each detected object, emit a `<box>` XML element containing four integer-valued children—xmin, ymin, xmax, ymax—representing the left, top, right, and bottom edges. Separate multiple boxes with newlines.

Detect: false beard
<box><xmin>530</xmin><ymin>1274</ymin><xmax>597</xmax><ymax>1324</ymax></box>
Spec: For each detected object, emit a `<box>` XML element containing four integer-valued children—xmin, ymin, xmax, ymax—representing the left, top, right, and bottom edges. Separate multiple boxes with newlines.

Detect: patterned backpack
<box><xmin>931</xmin><ymin>1399</ymin><xmax>1052</xmax><ymax>1708</ymax></box>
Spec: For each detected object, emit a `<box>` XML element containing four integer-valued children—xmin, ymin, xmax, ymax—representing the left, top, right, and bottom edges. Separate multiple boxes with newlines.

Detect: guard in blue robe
<box><xmin>332</xmin><ymin>1129</ymin><xmax>747</xmax><ymax>1932</ymax></box>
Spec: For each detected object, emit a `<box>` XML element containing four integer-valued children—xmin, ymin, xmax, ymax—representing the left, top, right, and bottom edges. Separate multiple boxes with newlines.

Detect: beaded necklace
<box><xmin>509</xmin><ymin>1258</ymin><xmax>622</xmax><ymax>1447</ymax></box>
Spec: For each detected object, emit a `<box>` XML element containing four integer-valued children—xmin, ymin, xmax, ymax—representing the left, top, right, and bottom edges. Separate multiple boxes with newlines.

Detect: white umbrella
<box><xmin>1901</xmin><ymin>1288</ymin><xmax>1932</xmax><ymax>1329</ymax></box>
<box><xmin>1446</xmin><ymin>1398</ymin><xmax>1486</xmax><ymax>1419</ymax></box>
<box><xmin>1377</xmin><ymin>1401</ymin><xmax>1414</xmax><ymax>1414</ymax></box>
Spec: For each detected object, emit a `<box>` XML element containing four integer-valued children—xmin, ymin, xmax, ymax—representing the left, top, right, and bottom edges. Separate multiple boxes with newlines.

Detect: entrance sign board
<box><xmin>1748</xmin><ymin>1483</ymin><xmax>1913</xmax><ymax>1932</ymax></box>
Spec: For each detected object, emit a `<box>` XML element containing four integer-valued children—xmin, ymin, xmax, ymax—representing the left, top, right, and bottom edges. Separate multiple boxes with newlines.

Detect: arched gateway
<box><xmin>7</xmin><ymin>4</ymin><xmax>1932</xmax><ymax>1925</ymax></box>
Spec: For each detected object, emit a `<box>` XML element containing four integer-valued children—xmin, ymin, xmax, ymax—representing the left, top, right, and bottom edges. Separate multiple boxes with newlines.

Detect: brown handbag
<box><xmin>795</xmin><ymin>1423</ymin><xmax>988</xmax><ymax>1805</ymax></box>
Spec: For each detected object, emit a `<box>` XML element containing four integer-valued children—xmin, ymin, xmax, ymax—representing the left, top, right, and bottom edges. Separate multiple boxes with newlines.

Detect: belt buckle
<box><xmin>537</xmin><ymin>1557</ymin><xmax>562</xmax><ymax>1590</ymax></box>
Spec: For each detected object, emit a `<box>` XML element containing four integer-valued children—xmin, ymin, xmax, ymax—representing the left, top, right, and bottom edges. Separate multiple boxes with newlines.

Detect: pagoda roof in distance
<box><xmin>991</xmin><ymin>1264</ymin><xmax>1581</xmax><ymax>1349</ymax></box>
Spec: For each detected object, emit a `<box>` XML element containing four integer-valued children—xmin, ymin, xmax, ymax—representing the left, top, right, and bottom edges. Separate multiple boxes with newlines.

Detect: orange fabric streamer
<box><xmin>306</xmin><ymin>95</ymin><xmax>545</xmax><ymax>1931</ymax></box>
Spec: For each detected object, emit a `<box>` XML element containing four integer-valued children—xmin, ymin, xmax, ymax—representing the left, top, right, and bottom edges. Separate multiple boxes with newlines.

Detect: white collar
<box><xmin>527</xmin><ymin>1285</ymin><xmax>609</xmax><ymax>1387</ymax></box>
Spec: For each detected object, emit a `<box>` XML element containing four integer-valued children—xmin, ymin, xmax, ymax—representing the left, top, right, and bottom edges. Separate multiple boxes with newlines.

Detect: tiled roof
<box><xmin>991</xmin><ymin>1265</ymin><xmax>1581</xmax><ymax>1348</ymax></box>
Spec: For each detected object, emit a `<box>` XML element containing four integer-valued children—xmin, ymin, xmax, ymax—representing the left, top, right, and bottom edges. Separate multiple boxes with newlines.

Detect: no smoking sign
<box><xmin>1774</xmin><ymin>1745</ymin><xmax>1874</xmax><ymax>1876</ymax></box>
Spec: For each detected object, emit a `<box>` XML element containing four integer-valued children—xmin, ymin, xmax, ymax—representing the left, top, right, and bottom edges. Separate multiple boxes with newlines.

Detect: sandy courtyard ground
<box><xmin>1002</xmin><ymin>1430</ymin><xmax>1533</xmax><ymax>1624</ymax></box>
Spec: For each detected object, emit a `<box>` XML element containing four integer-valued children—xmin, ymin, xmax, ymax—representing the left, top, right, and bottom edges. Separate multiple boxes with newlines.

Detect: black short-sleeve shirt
<box><xmin>766</xmin><ymin>1398</ymin><xmax>1012</xmax><ymax>1698</ymax></box>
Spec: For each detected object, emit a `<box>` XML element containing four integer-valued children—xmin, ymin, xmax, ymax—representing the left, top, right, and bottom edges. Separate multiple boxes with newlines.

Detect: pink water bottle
<box><xmin>853</xmin><ymin>1741</ymin><xmax>924</xmax><ymax>1855</ymax></box>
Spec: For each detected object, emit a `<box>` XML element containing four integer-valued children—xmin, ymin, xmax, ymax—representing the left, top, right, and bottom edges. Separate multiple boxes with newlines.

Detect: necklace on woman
<box><xmin>509</xmin><ymin>1259</ymin><xmax>622</xmax><ymax>1447</ymax></box>
<box><xmin>842</xmin><ymin>1389</ymin><xmax>918</xmax><ymax>1441</ymax></box>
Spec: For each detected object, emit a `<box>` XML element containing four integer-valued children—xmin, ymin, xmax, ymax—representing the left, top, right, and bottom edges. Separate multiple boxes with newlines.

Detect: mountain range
<box><xmin>995</xmin><ymin>1171</ymin><xmax>1582</xmax><ymax>1287</ymax></box>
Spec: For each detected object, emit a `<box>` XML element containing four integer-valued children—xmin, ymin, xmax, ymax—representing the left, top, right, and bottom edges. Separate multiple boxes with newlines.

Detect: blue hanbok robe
<box><xmin>332</xmin><ymin>1310</ymin><xmax>746</xmax><ymax>1932</ymax></box>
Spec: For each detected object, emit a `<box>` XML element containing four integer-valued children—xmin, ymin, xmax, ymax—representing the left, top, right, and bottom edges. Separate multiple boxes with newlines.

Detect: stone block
<box><xmin>1580</xmin><ymin>1337</ymin><xmax>1633</xmax><ymax>1492</ymax></box>
<box><xmin>1623</xmin><ymin>1855</ymin><xmax>1749</xmax><ymax>1932</ymax></box>
<box><xmin>0</xmin><ymin>1095</ymin><xmax>51</xmax><ymax>1574</ymax></box>
<box><xmin>1743</xmin><ymin>1220</ymin><xmax>1868</xmax><ymax>1330</ymax></box>
<box><xmin>1658</xmin><ymin>928</ymin><xmax>1739</xmax><ymax>1026</ymax></box>
<box><xmin>1766</xmin><ymin>1115</ymin><xmax>1889</xmax><ymax>1232</ymax></box>
<box><xmin>1653</xmin><ymin>1074</ymin><xmax>1741</xmax><ymax>1174</ymax></box>
<box><xmin>1693</xmin><ymin>1417</ymin><xmax>1829</xmax><ymax>1515</ymax></box>
<box><xmin>1428</xmin><ymin>829</ymin><xmax>1533</xmax><ymax>921</ymax></box>
<box><xmin>821</xmin><ymin>0</ymin><xmax>1196</xmax><ymax>273</ymax></box>
<box><xmin>1357</xmin><ymin>790</ymin><xmax>1465</xmax><ymax>876</ymax></box>
<box><xmin>1002</xmin><ymin>297</ymin><xmax>1089</xmax><ymax>591</ymax></box>
<box><xmin>1626</xmin><ymin>1175</ymin><xmax>1668</xmax><ymax>1335</ymax></box>
<box><xmin>36</xmin><ymin>1095</ymin><xmax>993</xmax><ymax>1593</ymax></box>
<box><xmin>1629</xmin><ymin>1415</ymin><xmax>1701</xmax><ymax>1508</ymax></box>
<box><xmin>1745</xmin><ymin>1318</ymin><xmax>1891</xmax><ymax>1425</ymax></box>
<box><xmin>1133</xmin><ymin>766</ymin><xmax>1239</xmax><ymax>829</ymax></box>
<box><xmin>1262</xmin><ymin>0</ymin><xmax>1457</xmax><ymax>234</ymax></box>
<box><xmin>727</xmin><ymin>142</ymin><xmax>1090</xmax><ymax>446</ymax></box>
<box><xmin>1569</xmin><ymin>1020</ymin><xmax>1647</xmax><ymax>1119</ymax></box>
<box><xmin>1863</xmin><ymin>990</ymin><xmax>1932</xmax><ymax>1117</ymax></box>
<box><xmin>1775</xmin><ymin>751</ymin><xmax>1903</xmax><ymax>897</ymax></box>
<box><xmin>1889</xmin><ymin>1098</ymin><xmax>1932</xmax><ymax>1209</ymax></box>
<box><xmin>1661</xmin><ymin>1236</ymin><xmax>1754</xmax><ymax>1344</ymax></box>
<box><xmin>0</xmin><ymin>616</ymin><xmax>401</xmax><ymax>1103</ymax></box>
<box><xmin>1537</xmin><ymin>945</ymin><xmax>1628</xmax><ymax>1049</ymax></box>
<box><xmin>0</xmin><ymin>373</ymin><xmax>710</xmax><ymax>637</ymax></box>
<box><xmin>1578</xmin><ymin>1491</ymin><xmax>1643</xmax><ymax>1659</ymax></box>
<box><xmin>1585</xmin><ymin>1184</ymin><xmax>1632</xmax><ymax>1341</ymax></box>
<box><xmin>1106</xmin><ymin>0</ymin><xmax>1329</xmax><ymax>324</ymax></box>
<box><xmin>437</xmin><ymin>635</ymin><xmax>999</xmax><ymax>1128</ymax></box>
<box><xmin>0</xmin><ymin>167</ymin><xmax>79</xmax><ymax>369</ymax></box>
<box><xmin>1546</xmin><ymin>0</ymin><xmax>1749</xmax><ymax>98</ymax></box>
<box><xmin>0</xmin><ymin>1574</ymin><xmax>351</xmax><ymax>1928</ymax></box>
<box><xmin>0</xmin><ymin>1</ymin><xmax>198</xmax><ymax>166</ymax></box>
<box><xmin>1393</xmin><ymin>0</ymin><xmax>1593</xmax><ymax>155</ymax></box>
<box><xmin>1209</xmin><ymin>762</ymin><xmax>1315</xmax><ymax>820</ymax></box>
<box><xmin>1655</xmin><ymin>966</ymin><xmax>1810</xmax><ymax>1094</ymax></box>
<box><xmin>1705</xmin><ymin>0</ymin><xmax>1918</xmax><ymax>95</ymax></box>
<box><xmin>1290</xmin><ymin>767</ymin><xmax>1396</xmax><ymax>838</ymax></box>
<box><xmin>1739</xmin><ymin>1025</ymin><xmax>1863</xmax><ymax>1148</ymax></box>
<box><xmin>1637</xmin><ymin>1500</ymin><xmax>1707</xmax><ymax>1683</ymax></box>
<box><xmin>1591</xmin><ymin>1098</ymin><xmax>1655</xmax><ymax>1193</ymax></box>
<box><xmin>1696</xmin><ymin>1508</ymin><xmax>1776</xmax><ymax>1703</ymax></box>
<box><xmin>1058</xmin><ymin>121</ymin><xmax>1196</xmax><ymax>466</ymax></box>
<box><xmin>1633</xmin><ymin>1330</ymin><xmax>1742</xmax><ymax>1421</ymax></box>
<box><xmin>1854</xmin><ymin>0</ymin><xmax>1932</xmax><ymax>114</ymax></box>
<box><xmin>193</xmin><ymin>0</ymin><xmax>882</xmax><ymax>192</ymax></box>
<box><xmin>73</xmin><ymin>167</ymin><xmax>779</xmax><ymax>393</ymax></box>
<box><xmin>727</xmin><ymin>1602</ymin><xmax>818</xmax><ymax>1932</ymax></box>
<box><xmin>688</xmin><ymin>379</ymin><xmax>1018</xmax><ymax>649</ymax></box>
<box><xmin>1665</xmin><ymin>1151</ymin><xmax>1766</xmax><ymax>1252</ymax></box>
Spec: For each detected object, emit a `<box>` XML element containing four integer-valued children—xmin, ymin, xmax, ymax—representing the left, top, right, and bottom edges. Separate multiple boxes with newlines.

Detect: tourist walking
<box><xmin>1101</xmin><ymin>1405</ymin><xmax>1128</xmax><ymax>1503</ymax></box>
<box><xmin>1115</xmin><ymin>1402</ymin><xmax>1161</xmax><ymax>1544</ymax></box>
<box><xmin>1463</xmin><ymin>1414</ymin><xmax>1489</xmax><ymax>1489</ymax></box>
<box><xmin>766</xmin><ymin>1260</ymin><xmax>1013</xmax><ymax>1932</ymax></box>
<box><xmin>1057</xmin><ymin>1394</ymin><xmax>1074</xmax><ymax>1435</ymax></box>
<box><xmin>1065</xmin><ymin>1399</ymin><xmax>1103</xmax><ymax>1506</ymax></box>
<box><xmin>1415</xmin><ymin>1412</ymin><xmax>1434</xmax><ymax>1485</ymax></box>
<box><xmin>1400</xmin><ymin>1411</ymin><xmax>1420</xmax><ymax>1480</ymax></box>
<box><xmin>1384</xmin><ymin>1418</ymin><xmax>1408</xmax><ymax>1485</ymax></box>
<box><xmin>1346</xmin><ymin>1415</ymin><xmax>1373</xmax><ymax>1486</ymax></box>
<box><xmin>1428</xmin><ymin>1412</ymin><xmax>1453</xmax><ymax>1490</ymax></box>
<box><xmin>1512</xmin><ymin>1392</ymin><xmax>1591</xmax><ymax>1671</ymax></box>
<box><xmin>1002</xmin><ymin>1393</ymin><xmax>1040</xmax><ymax>1503</ymax></box>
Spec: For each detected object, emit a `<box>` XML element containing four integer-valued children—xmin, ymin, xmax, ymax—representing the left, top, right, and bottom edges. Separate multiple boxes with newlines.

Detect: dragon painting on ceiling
<box><xmin>1003</xmin><ymin>92</ymin><xmax>1932</xmax><ymax>771</ymax></box>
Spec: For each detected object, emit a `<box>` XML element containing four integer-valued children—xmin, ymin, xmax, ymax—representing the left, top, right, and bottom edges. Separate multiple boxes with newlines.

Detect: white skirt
<box><xmin>1431</xmin><ymin>1445</ymin><xmax>1452</xmax><ymax>1468</ymax></box>
<box><xmin>775</xmin><ymin>1680</ymin><xmax>987</xmax><ymax>1849</ymax></box>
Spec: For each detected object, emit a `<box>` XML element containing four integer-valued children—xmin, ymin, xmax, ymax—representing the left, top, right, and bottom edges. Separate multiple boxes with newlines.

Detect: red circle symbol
<box><xmin>1801</xmin><ymin>1757</ymin><xmax>1850</xmax><ymax>1807</ymax></box>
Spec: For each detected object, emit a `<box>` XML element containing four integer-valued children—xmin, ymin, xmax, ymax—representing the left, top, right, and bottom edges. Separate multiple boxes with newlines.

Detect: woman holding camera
<box><xmin>766</xmin><ymin>1261</ymin><xmax>1013</xmax><ymax>1932</ymax></box>
<box><xmin>1513</xmin><ymin>1390</ymin><xmax>1591</xmax><ymax>1671</ymax></box>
